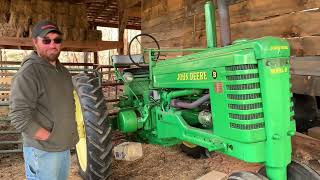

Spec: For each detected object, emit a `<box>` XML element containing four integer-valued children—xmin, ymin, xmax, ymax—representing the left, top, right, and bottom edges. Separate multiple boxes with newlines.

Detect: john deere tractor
<box><xmin>72</xmin><ymin>1</ymin><xmax>319</xmax><ymax>180</ymax></box>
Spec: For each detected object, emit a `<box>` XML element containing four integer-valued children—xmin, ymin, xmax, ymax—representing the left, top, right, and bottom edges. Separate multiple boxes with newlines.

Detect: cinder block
<box><xmin>196</xmin><ymin>170</ymin><xmax>227</xmax><ymax>180</ymax></box>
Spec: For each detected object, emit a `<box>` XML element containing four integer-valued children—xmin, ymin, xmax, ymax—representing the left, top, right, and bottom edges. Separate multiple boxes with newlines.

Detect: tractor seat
<box><xmin>123</xmin><ymin>66</ymin><xmax>149</xmax><ymax>75</ymax></box>
<box><xmin>112</xmin><ymin>55</ymin><xmax>149</xmax><ymax>75</ymax></box>
<box><xmin>112</xmin><ymin>55</ymin><xmax>144</xmax><ymax>66</ymax></box>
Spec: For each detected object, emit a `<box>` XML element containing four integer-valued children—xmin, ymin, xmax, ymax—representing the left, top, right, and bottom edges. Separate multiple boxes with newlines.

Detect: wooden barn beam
<box><xmin>117</xmin><ymin>0</ymin><xmax>129</xmax><ymax>55</ymax></box>
<box><xmin>91</xmin><ymin>22</ymin><xmax>141</xmax><ymax>30</ymax></box>
<box><xmin>0</xmin><ymin>37</ymin><xmax>123</xmax><ymax>52</ymax></box>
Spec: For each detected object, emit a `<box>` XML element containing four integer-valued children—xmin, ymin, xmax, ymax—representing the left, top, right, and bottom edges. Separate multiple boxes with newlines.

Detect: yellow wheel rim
<box><xmin>182</xmin><ymin>141</ymin><xmax>197</xmax><ymax>148</ymax></box>
<box><xmin>74</xmin><ymin>91</ymin><xmax>87</xmax><ymax>172</ymax></box>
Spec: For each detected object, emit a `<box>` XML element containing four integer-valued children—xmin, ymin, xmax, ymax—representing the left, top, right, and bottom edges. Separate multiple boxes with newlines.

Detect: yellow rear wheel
<box><xmin>73</xmin><ymin>73</ymin><xmax>112</xmax><ymax>179</ymax></box>
<box><xmin>74</xmin><ymin>91</ymin><xmax>87</xmax><ymax>172</ymax></box>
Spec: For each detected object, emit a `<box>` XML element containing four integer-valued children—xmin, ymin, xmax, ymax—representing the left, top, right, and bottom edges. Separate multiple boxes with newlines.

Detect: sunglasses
<box><xmin>41</xmin><ymin>38</ymin><xmax>63</xmax><ymax>45</ymax></box>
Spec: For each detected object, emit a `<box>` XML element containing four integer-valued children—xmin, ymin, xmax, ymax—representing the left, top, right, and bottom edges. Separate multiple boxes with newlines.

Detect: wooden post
<box><xmin>117</xmin><ymin>0</ymin><xmax>129</xmax><ymax>55</ymax></box>
<box><xmin>94</xmin><ymin>52</ymin><xmax>98</xmax><ymax>68</ymax></box>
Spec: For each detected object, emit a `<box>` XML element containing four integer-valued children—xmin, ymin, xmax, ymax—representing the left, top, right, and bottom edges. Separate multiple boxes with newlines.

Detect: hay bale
<box><xmin>29</xmin><ymin>25</ymin><xmax>33</xmax><ymax>38</ymax></box>
<box><xmin>0</xmin><ymin>23</ymin><xmax>18</xmax><ymax>37</ymax></box>
<box><xmin>37</xmin><ymin>14</ymin><xmax>50</xmax><ymax>22</ymax></box>
<box><xmin>79</xmin><ymin>28</ymin><xmax>86</xmax><ymax>41</ymax></box>
<box><xmin>74</xmin><ymin>16</ymin><xmax>89</xmax><ymax>29</ymax></box>
<box><xmin>57</xmin><ymin>14</ymin><xmax>73</xmax><ymax>27</ymax></box>
<box><xmin>0</xmin><ymin>14</ymin><xmax>8</xmax><ymax>24</ymax></box>
<box><xmin>24</xmin><ymin>0</ymin><xmax>32</xmax><ymax>15</ymax></box>
<box><xmin>60</xmin><ymin>26</ymin><xmax>70</xmax><ymax>40</ymax></box>
<box><xmin>16</xmin><ymin>26</ymin><xmax>24</xmax><ymax>37</ymax></box>
<box><xmin>87</xmin><ymin>30</ymin><xmax>102</xmax><ymax>41</ymax></box>
<box><xmin>9</xmin><ymin>12</ymin><xmax>19</xmax><ymax>25</ymax></box>
<box><xmin>10</xmin><ymin>0</ymin><xmax>27</xmax><ymax>13</ymax></box>
<box><xmin>0</xmin><ymin>0</ymin><xmax>11</xmax><ymax>14</ymax></box>
<box><xmin>40</xmin><ymin>0</ymin><xmax>51</xmax><ymax>15</ymax></box>
<box><xmin>18</xmin><ymin>16</ymin><xmax>29</xmax><ymax>27</ymax></box>
<box><xmin>56</xmin><ymin>1</ymin><xmax>69</xmax><ymax>15</ymax></box>
<box><xmin>56</xmin><ymin>14</ymin><xmax>64</xmax><ymax>27</ymax></box>
<box><xmin>65</xmin><ymin>15</ymin><xmax>75</xmax><ymax>27</ymax></box>
<box><xmin>78</xmin><ymin>18</ymin><xmax>89</xmax><ymax>29</ymax></box>
<box><xmin>50</xmin><ymin>14</ymin><xmax>57</xmax><ymax>24</ymax></box>
<box><xmin>69</xmin><ymin>4</ymin><xmax>79</xmax><ymax>15</ymax></box>
<box><xmin>71</xmin><ymin>28</ymin><xmax>80</xmax><ymax>41</ymax></box>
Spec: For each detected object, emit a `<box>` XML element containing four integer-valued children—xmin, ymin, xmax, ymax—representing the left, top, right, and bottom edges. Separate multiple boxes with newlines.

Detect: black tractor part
<box><xmin>180</xmin><ymin>142</ymin><xmax>210</xmax><ymax>159</ymax></box>
<box><xmin>73</xmin><ymin>73</ymin><xmax>112</xmax><ymax>180</ymax></box>
<box><xmin>293</xmin><ymin>94</ymin><xmax>318</xmax><ymax>132</ymax></box>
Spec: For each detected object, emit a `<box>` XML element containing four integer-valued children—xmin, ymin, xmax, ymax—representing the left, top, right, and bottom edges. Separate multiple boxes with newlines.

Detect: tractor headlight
<box><xmin>123</xmin><ymin>72</ymin><xmax>134</xmax><ymax>82</ymax></box>
<box><xmin>198</xmin><ymin>110</ymin><xmax>212</xmax><ymax>128</ymax></box>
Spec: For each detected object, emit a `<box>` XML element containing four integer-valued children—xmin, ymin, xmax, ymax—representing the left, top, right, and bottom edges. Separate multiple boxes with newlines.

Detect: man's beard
<box><xmin>40</xmin><ymin>51</ymin><xmax>60</xmax><ymax>63</ymax></box>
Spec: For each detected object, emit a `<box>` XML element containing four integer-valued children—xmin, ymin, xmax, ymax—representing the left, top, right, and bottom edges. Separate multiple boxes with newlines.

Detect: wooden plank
<box><xmin>0</xmin><ymin>37</ymin><xmax>123</xmax><ymax>52</ymax></box>
<box><xmin>291</xmin><ymin>74</ymin><xmax>320</xmax><ymax>96</ymax></box>
<box><xmin>288</xmin><ymin>36</ymin><xmax>320</xmax><ymax>56</ymax></box>
<box><xmin>229</xmin><ymin>0</ymin><xmax>320</xmax><ymax>24</ymax></box>
<box><xmin>196</xmin><ymin>170</ymin><xmax>227</xmax><ymax>180</ymax></box>
<box><xmin>231</xmin><ymin>11</ymin><xmax>320</xmax><ymax>40</ymax></box>
<box><xmin>291</xmin><ymin>56</ymin><xmax>320</xmax><ymax>76</ymax></box>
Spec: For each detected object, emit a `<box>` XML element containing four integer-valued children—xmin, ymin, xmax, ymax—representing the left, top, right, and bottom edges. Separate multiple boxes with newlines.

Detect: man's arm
<box><xmin>9</xmin><ymin>67</ymin><xmax>50</xmax><ymax>140</ymax></box>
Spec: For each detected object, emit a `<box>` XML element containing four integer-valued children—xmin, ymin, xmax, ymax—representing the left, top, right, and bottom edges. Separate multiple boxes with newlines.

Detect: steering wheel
<box><xmin>128</xmin><ymin>33</ymin><xmax>160</xmax><ymax>67</ymax></box>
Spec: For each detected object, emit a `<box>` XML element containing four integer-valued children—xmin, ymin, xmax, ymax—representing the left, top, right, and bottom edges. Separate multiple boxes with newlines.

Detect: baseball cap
<box><xmin>32</xmin><ymin>20</ymin><xmax>63</xmax><ymax>38</ymax></box>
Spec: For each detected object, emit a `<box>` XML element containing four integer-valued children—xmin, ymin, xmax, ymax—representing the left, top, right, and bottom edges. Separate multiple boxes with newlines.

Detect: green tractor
<box><xmin>72</xmin><ymin>1</ymin><xmax>319</xmax><ymax>180</ymax></box>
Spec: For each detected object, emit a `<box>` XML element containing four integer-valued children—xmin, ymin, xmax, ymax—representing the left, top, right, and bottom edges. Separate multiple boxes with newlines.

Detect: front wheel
<box><xmin>73</xmin><ymin>73</ymin><xmax>112</xmax><ymax>180</ymax></box>
<box><xmin>258</xmin><ymin>160</ymin><xmax>320</xmax><ymax>180</ymax></box>
<box><xmin>228</xmin><ymin>171</ymin><xmax>267</xmax><ymax>180</ymax></box>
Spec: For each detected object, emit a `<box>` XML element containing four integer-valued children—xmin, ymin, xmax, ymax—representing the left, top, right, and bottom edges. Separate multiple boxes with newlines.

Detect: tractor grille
<box><xmin>226</xmin><ymin>74</ymin><xmax>259</xmax><ymax>81</ymax></box>
<box><xmin>227</xmin><ymin>83</ymin><xmax>260</xmax><ymax>90</ymax></box>
<box><xmin>225</xmin><ymin>64</ymin><xmax>264</xmax><ymax>130</ymax></box>
<box><xmin>225</xmin><ymin>64</ymin><xmax>257</xmax><ymax>71</ymax></box>
<box><xmin>229</xmin><ymin>113</ymin><xmax>264</xmax><ymax>120</ymax></box>
<box><xmin>228</xmin><ymin>103</ymin><xmax>262</xmax><ymax>110</ymax></box>
<box><xmin>227</xmin><ymin>93</ymin><xmax>261</xmax><ymax>100</ymax></box>
<box><xmin>230</xmin><ymin>122</ymin><xmax>265</xmax><ymax>130</ymax></box>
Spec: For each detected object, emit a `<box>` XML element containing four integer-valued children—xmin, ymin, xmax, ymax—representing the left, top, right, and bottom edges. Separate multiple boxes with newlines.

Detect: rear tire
<box><xmin>73</xmin><ymin>73</ymin><xmax>112</xmax><ymax>180</ymax></box>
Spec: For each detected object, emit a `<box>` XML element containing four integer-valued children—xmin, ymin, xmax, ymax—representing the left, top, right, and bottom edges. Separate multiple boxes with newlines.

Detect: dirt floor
<box><xmin>0</xmin><ymin>144</ymin><xmax>262</xmax><ymax>180</ymax></box>
<box><xmin>0</xmin><ymin>121</ymin><xmax>319</xmax><ymax>180</ymax></box>
<box><xmin>0</xmin><ymin>141</ymin><xmax>319</xmax><ymax>180</ymax></box>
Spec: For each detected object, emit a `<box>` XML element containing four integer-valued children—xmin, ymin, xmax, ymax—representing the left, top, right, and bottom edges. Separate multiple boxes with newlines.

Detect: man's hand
<box><xmin>33</xmin><ymin>128</ymin><xmax>51</xmax><ymax>140</ymax></box>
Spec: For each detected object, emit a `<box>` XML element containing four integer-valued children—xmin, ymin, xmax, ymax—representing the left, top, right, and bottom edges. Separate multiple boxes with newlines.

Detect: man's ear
<box><xmin>32</xmin><ymin>38</ymin><xmax>37</xmax><ymax>45</ymax></box>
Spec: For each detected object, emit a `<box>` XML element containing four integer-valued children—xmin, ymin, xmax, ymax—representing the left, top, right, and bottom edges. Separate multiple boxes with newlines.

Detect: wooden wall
<box><xmin>141</xmin><ymin>0</ymin><xmax>320</xmax><ymax>57</ymax></box>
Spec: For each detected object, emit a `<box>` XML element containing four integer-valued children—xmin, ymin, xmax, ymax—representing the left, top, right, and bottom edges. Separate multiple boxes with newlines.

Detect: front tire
<box><xmin>73</xmin><ymin>73</ymin><xmax>112</xmax><ymax>180</ymax></box>
<box><xmin>228</xmin><ymin>171</ymin><xmax>267</xmax><ymax>180</ymax></box>
<box><xmin>258</xmin><ymin>160</ymin><xmax>320</xmax><ymax>180</ymax></box>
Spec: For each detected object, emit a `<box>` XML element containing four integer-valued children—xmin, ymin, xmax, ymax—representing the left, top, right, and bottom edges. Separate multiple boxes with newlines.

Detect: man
<box><xmin>9</xmin><ymin>20</ymin><xmax>79</xmax><ymax>180</ymax></box>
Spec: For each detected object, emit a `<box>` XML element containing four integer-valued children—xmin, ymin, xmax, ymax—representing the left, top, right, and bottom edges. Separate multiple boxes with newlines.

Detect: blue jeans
<box><xmin>23</xmin><ymin>147</ymin><xmax>71</xmax><ymax>180</ymax></box>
